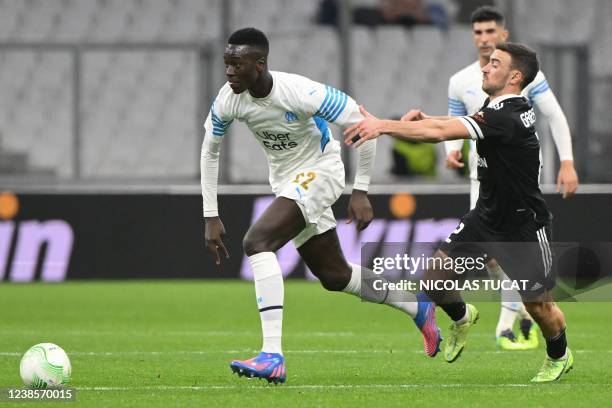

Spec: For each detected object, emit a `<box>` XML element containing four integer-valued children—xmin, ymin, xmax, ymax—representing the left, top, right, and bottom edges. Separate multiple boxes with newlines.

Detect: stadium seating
<box><xmin>0</xmin><ymin>0</ymin><xmax>220</xmax><ymax>42</ymax></box>
<box><xmin>0</xmin><ymin>0</ymin><xmax>610</xmax><ymax>181</ymax></box>
<box><xmin>0</xmin><ymin>51</ymin><xmax>72</xmax><ymax>176</ymax></box>
<box><xmin>81</xmin><ymin>50</ymin><xmax>198</xmax><ymax>177</ymax></box>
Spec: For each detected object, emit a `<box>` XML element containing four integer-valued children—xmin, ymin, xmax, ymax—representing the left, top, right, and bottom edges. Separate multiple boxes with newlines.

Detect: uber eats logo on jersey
<box><xmin>255</xmin><ymin>130</ymin><xmax>298</xmax><ymax>151</ymax></box>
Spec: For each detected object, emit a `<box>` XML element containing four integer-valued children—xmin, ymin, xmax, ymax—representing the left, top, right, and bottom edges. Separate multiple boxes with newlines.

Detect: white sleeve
<box><xmin>200</xmin><ymin>127</ymin><xmax>222</xmax><ymax>217</ymax></box>
<box><xmin>334</xmin><ymin>95</ymin><xmax>376</xmax><ymax>191</ymax></box>
<box><xmin>299</xmin><ymin>79</ymin><xmax>376</xmax><ymax>191</ymax></box>
<box><xmin>201</xmin><ymin>94</ymin><xmax>234</xmax><ymax>218</ymax></box>
<box><xmin>531</xmin><ymin>86</ymin><xmax>574</xmax><ymax>161</ymax></box>
<box><xmin>354</xmin><ymin>139</ymin><xmax>376</xmax><ymax>192</ymax></box>
<box><xmin>445</xmin><ymin>79</ymin><xmax>467</xmax><ymax>154</ymax></box>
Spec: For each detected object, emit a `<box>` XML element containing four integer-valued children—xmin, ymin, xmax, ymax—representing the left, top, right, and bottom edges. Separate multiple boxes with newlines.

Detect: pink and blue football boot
<box><xmin>230</xmin><ymin>352</ymin><xmax>286</xmax><ymax>384</ymax></box>
<box><xmin>413</xmin><ymin>293</ymin><xmax>443</xmax><ymax>357</ymax></box>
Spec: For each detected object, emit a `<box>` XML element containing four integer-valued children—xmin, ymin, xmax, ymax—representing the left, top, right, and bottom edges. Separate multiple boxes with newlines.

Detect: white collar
<box><xmin>487</xmin><ymin>93</ymin><xmax>524</xmax><ymax>107</ymax></box>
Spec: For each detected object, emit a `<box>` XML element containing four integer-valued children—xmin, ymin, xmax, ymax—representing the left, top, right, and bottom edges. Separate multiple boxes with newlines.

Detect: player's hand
<box><xmin>445</xmin><ymin>150</ymin><xmax>464</xmax><ymax>169</ymax></box>
<box><xmin>557</xmin><ymin>160</ymin><xmax>579</xmax><ymax>199</ymax></box>
<box><xmin>204</xmin><ymin>216</ymin><xmax>229</xmax><ymax>265</ymax></box>
<box><xmin>401</xmin><ymin>109</ymin><xmax>427</xmax><ymax>122</ymax></box>
<box><xmin>344</xmin><ymin>106</ymin><xmax>385</xmax><ymax>148</ymax></box>
<box><xmin>347</xmin><ymin>189</ymin><xmax>373</xmax><ymax>231</ymax></box>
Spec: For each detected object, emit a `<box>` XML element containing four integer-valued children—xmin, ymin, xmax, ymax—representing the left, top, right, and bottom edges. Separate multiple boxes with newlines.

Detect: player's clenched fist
<box><xmin>446</xmin><ymin>150</ymin><xmax>465</xmax><ymax>169</ymax></box>
<box><xmin>204</xmin><ymin>216</ymin><xmax>229</xmax><ymax>265</ymax></box>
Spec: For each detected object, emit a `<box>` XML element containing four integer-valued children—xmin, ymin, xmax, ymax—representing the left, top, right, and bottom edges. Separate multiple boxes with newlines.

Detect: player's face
<box><xmin>472</xmin><ymin>21</ymin><xmax>508</xmax><ymax>60</ymax></box>
<box><xmin>223</xmin><ymin>45</ymin><xmax>262</xmax><ymax>94</ymax></box>
<box><xmin>481</xmin><ymin>50</ymin><xmax>512</xmax><ymax>95</ymax></box>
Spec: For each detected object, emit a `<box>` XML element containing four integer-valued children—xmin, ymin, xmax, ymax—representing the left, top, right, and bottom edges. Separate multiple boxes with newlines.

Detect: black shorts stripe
<box><xmin>259</xmin><ymin>305</ymin><xmax>283</xmax><ymax>313</ymax></box>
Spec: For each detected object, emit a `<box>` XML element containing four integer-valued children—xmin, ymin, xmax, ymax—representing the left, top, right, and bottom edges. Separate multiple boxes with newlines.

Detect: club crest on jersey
<box><xmin>285</xmin><ymin>111</ymin><xmax>298</xmax><ymax>123</ymax></box>
<box><xmin>473</xmin><ymin>111</ymin><xmax>486</xmax><ymax>124</ymax></box>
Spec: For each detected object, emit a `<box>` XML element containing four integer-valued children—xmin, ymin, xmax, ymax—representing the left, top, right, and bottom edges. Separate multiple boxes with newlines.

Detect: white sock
<box><xmin>342</xmin><ymin>263</ymin><xmax>418</xmax><ymax>318</ymax></box>
<box><xmin>487</xmin><ymin>263</ymin><xmax>524</xmax><ymax>336</ymax></box>
<box><xmin>249</xmin><ymin>252</ymin><xmax>284</xmax><ymax>355</ymax></box>
<box><xmin>485</xmin><ymin>262</ymin><xmax>504</xmax><ymax>281</ymax></box>
<box><xmin>496</xmin><ymin>302</ymin><xmax>521</xmax><ymax>337</ymax></box>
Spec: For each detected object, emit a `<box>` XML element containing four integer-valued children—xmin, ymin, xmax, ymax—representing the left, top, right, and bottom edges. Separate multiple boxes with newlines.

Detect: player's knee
<box><xmin>486</xmin><ymin>258</ymin><xmax>499</xmax><ymax>268</ymax></box>
<box><xmin>524</xmin><ymin>302</ymin><xmax>553</xmax><ymax>320</ymax></box>
<box><xmin>314</xmin><ymin>266</ymin><xmax>351</xmax><ymax>292</ymax></box>
<box><xmin>243</xmin><ymin>231</ymin><xmax>272</xmax><ymax>256</ymax></box>
<box><xmin>319</xmin><ymin>275</ymin><xmax>349</xmax><ymax>291</ymax></box>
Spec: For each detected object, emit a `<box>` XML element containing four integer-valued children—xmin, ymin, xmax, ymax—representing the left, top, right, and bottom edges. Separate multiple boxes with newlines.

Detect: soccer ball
<box><xmin>20</xmin><ymin>343</ymin><xmax>71</xmax><ymax>388</ymax></box>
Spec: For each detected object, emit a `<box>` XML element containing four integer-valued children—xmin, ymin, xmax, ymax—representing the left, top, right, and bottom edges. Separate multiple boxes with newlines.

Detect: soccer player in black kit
<box><xmin>344</xmin><ymin>42</ymin><xmax>573</xmax><ymax>383</ymax></box>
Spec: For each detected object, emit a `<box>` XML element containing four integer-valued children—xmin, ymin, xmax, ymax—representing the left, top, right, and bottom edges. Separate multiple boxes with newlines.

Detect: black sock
<box><xmin>520</xmin><ymin>318</ymin><xmax>533</xmax><ymax>339</ymax></box>
<box><xmin>545</xmin><ymin>328</ymin><xmax>567</xmax><ymax>359</ymax></box>
<box><xmin>440</xmin><ymin>302</ymin><xmax>467</xmax><ymax>322</ymax></box>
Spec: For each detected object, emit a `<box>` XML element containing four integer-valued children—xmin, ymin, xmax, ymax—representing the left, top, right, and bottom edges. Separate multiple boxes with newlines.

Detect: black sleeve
<box><xmin>465</xmin><ymin>106</ymin><xmax>513</xmax><ymax>143</ymax></box>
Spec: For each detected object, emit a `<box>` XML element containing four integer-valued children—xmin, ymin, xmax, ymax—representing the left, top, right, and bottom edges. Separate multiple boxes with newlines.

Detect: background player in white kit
<box><xmin>441</xmin><ymin>6</ymin><xmax>579</xmax><ymax>350</ymax></box>
<box><xmin>201</xmin><ymin>28</ymin><xmax>442</xmax><ymax>384</ymax></box>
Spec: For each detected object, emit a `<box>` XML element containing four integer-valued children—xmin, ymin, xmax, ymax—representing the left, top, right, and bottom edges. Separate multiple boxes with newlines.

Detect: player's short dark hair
<box><xmin>227</xmin><ymin>27</ymin><xmax>269</xmax><ymax>56</ymax></box>
<box><xmin>496</xmin><ymin>42</ymin><xmax>539</xmax><ymax>89</ymax></box>
<box><xmin>470</xmin><ymin>6</ymin><xmax>505</xmax><ymax>25</ymax></box>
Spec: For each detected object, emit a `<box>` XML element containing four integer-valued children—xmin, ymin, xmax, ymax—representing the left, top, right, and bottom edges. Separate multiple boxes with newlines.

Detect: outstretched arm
<box><xmin>344</xmin><ymin>106</ymin><xmax>471</xmax><ymax>147</ymax></box>
<box><xmin>402</xmin><ymin>108</ymin><xmax>465</xmax><ymax>168</ymax></box>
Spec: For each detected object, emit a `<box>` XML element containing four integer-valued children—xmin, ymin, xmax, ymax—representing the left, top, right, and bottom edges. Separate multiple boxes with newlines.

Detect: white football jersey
<box><xmin>448</xmin><ymin>60</ymin><xmax>552</xmax><ymax>117</ymax></box>
<box><xmin>204</xmin><ymin>71</ymin><xmax>362</xmax><ymax>192</ymax></box>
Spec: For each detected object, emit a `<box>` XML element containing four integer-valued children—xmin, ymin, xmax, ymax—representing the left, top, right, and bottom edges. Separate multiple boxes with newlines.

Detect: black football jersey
<box><xmin>459</xmin><ymin>95</ymin><xmax>552</xmax><ymax>231</ymax></box>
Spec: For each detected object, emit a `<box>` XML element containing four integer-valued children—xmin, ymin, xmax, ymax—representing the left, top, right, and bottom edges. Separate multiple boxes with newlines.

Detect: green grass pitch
<box><xmin>0</xmin><ymin>281</ymin><xmax>610</xmax><ymax>407</ymax></box>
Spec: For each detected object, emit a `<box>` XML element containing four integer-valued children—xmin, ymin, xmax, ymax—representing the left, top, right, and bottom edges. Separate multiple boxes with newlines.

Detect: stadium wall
<box><xmin>0</xmin><ymin>192</ymin><xmax>609</xmax><ymax>282</ymax></box>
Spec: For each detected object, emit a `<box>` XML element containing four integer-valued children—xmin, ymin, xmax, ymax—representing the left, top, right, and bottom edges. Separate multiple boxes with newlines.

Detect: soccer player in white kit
<box><xmin>201</xmin><ymin>28</ymin><xmax>442</xmax><ymax>384</ymax></box>
<box><xmin>442</xmin><ymin>6</ymin><xmax>579</xmax><ymax>350</ymax></box>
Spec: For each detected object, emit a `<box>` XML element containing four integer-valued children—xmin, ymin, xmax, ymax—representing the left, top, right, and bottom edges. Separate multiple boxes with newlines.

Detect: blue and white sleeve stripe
<box><xmin>314</xmin><ymin>86</ymin><xmax>349</xmax><ymax>123</ymax></box>
<box><xmin>210</xmin><ymin>106</ymin><xmax>233</xmax><ymax>136</ymax></box>
<box><xmin>448</xmin><ymin>98</ymin><xmax>467</xmax><ymax>116</ymax></box>
<box><xmin>528</xmin><ymin>80</ymin><xmax>550</xmax><ymax>101</ymax></box>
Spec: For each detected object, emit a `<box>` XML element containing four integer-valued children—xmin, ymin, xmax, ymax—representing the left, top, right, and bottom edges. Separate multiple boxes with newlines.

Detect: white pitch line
<box><xmin>76</xmin><ymin>383</ymin><xmax>534</xmax><ymax>392</ymax></box>
<box><xmin>0</xmin><ymin>330</ymin><xmax>357</xmax><ymax>337</ymax></box>
<box><xmin>0</xmin><ymin>330</ymin><xmax>598</xmax><ymax>341</ymax></box>
<box><xmin>0</xmin><ymin>349</ymin><xmax>608</xmax><ymax>357</ymax></box>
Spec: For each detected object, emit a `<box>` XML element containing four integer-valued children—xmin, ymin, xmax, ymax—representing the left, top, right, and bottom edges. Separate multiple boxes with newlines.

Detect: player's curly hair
<box><xmin>496</xmin><ymin>42</ymin><xmax>539</xmax><ymax>89</ymax></box>
<box><xmin>470</xmin><ymin>6</ymin><xmax>505</xmax><ymax>25</ymax></box>
<box><xmin>228</xmin><ymin>28</ymin><xmax>269</xmax><ymax>56</ymax></box>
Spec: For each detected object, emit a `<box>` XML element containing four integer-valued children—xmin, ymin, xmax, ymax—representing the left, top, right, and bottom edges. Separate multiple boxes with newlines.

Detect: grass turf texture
<box><xmin>0</xmin><ymin>281</ymin><xmax>610</xmax><ymax>407</ymax></box>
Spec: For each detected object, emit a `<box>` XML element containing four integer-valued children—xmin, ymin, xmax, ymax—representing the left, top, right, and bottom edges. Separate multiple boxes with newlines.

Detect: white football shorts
<box><xmin>276</xmin><ymin>153</ymin><xmax>345</xmax><ymax>248</ymax></box>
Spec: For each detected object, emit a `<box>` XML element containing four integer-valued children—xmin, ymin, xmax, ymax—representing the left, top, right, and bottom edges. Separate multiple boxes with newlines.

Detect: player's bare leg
<box><xmin>298</xmin><ymin>229</ymin><xmax>442</xmax><ymax>357</ymax></box>
<box><xmin>243</xmin><ymin>197</ymin><xmax>306</xmax><ymax>257</ymax></box>
<box><xmin>231</xmin><ymin>197</ymin><xmax>305</xmax><ymax>384</ymax></box>
<box><xmin>523</xmin><ymin>292</ymin><xmax>573</xmax><ymax>382</ymax></box>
